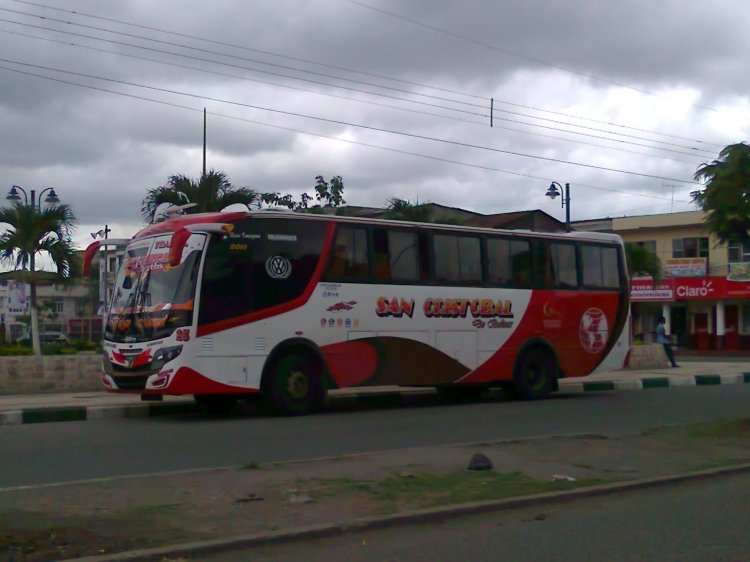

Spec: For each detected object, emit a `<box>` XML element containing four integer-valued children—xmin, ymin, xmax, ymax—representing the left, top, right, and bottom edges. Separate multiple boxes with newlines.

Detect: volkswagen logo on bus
<box><xmin>579</xmin><ymin>307</ymin><xmax>609</xmax><ymax>354</ymax></box>
<box><xmin>265</xmin><ymin>255</ymin><xmax>292</xmax><ymax>279</ymax></box>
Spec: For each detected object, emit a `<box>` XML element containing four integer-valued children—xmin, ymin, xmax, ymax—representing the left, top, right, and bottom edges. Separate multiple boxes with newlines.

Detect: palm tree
<box><xmin>0</xmin><ymin>203</ymin><xmax>79</xmax><ymax>355</ymax></box>
<box><xmin>692</xmin><ymin>142</ymin><xmax>750</xmax><ymax>243</ymax></box>
<box><xmin>141</xmin><ymin>170</ymin><xmax>259</xmax><ymax>222</ymax></box>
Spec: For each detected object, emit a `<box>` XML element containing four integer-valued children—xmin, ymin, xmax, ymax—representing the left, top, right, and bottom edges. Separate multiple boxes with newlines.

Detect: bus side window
<box><xmin>434</xmin><ymin>234</ymin><xmax>481</xmax><ymax>284</ymax></box>
<box><xmin>582</xmin><ymin>244</ymin><xmax>621</xmax><ymax>289</ymax></box>
<box><xmin>550</xmin><ymin>243</ymin><xmax>578</xmax><ymax>289</ymax></box>
<box><xmin>510</xmin><ymin>239</ymin><xmax>532</xmax><ymax>288</ymax></box>
<box><xmin>324</xmin><ymin>226</ymin><xmax>369</xmax><ymax>280</ymax></box>
<box><xmin>372</xmin><ymin>229</ymin><xmax>423</xmax><ymax>282</ymax></box>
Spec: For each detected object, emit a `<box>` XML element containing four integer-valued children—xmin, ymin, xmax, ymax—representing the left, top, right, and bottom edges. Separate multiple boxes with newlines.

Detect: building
<box><xmin>576</xmin><ymin>210</ymin><xmax>750</xmax><ymax>350</ymax></box>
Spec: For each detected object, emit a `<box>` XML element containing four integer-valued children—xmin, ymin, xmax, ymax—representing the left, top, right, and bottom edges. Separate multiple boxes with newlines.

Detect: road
<box><xmin>1</xmin><ymin>385</ymin><xmax>750</xmax><ymax>488</ymax></box>
<box><xmin>203</xmin><ymin>471</ymin><xmax>750</xmax><ymax>562</ymax></box>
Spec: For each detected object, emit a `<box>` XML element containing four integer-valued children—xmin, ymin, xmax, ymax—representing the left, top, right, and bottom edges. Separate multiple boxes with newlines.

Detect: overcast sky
<box><xmin>1</xmin><ymin>0</ymin><xmax>749</xmax><ymax>251</ymax></box>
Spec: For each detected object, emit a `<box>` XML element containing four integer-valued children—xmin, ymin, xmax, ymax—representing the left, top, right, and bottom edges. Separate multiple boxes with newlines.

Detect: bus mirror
<box><xmin>83</xmin><ymin>241</ymin><xmax>102</xmax><ymax>276</ymax></box>
<box><xmin>123</xmin><ymin>274</ymin><xmax>133</xmax><ymax>290</ymax></box>
<box><xmin>169</xmin><ymin>228</ymin><xmax>192</xmax><ymax>267</ymax></box>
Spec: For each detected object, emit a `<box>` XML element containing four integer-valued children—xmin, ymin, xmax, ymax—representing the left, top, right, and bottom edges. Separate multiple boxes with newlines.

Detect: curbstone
<box><xmin>667</xmin><ymin>376</ymin><xmax>696</xmax><ymax>387</ymax></box>
<box><xmin>558</xmin><ymin>382</ymin><xmax>584</xmax><ymax>394</ymax></box>
<box><xmin>0</xmin><ymin>410</ymin><xmax>22</xmax><ymax>425</ymax></box>
<box><xmin>614</xmin><ymin>379</ymin><xmax>642</xmax><ymax>391</ymax></box>
<box><xmin>2</xmin><ymin>371</ymin><xmax>749</xmax><ymax>426</ymax></box>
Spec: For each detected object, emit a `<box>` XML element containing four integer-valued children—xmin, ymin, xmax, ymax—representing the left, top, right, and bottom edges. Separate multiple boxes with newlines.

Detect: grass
<box><xmin>688</xmin><ymin>418</ymin><xmax>750</xmax><ymax>439</ymax></box>
<box><xmin>317</xmin><ymin>470</ymin><xmax>606</xmax><ymax>510</ymax></box>
<box><xmin>242</xmin><ymin>460</ymin><xmax>264</xmax><ymax>470</ymax></box>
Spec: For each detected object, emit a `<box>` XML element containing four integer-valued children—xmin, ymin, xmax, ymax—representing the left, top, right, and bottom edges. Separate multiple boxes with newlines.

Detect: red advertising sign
<box><xmin>631</xmin><ymin>276</ymin><xmax>750</xmax><ymax>301</ymax></box>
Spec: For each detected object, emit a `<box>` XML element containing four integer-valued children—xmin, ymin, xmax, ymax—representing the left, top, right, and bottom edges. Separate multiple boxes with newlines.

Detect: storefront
<box><xmin>631</xmin><ymin>276</ymin><xmax>750</xmax><ymax>350</ymax></box>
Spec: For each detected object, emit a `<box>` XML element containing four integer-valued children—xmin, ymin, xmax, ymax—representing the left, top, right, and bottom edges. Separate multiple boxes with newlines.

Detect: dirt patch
<box><xmin>2</xmin><ymin>418</ymin><xmax>750</xmax><ymax>561</ymax></box>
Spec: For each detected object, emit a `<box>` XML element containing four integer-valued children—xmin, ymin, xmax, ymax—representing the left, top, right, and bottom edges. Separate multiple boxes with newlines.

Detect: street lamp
<box><xmin>546</xmin><ymin>181</ymin><xmax>571</xmax><ymax>233</ymax></box>
<box><xmin>7</xmin><ymin>185</ymin><xmax>60</xmax><ymax>209</ymax></box>
<box><xmin>91</xmin><ymin>226</ymin><xmax>112</xmax><ymax>318</ymax></box>
<box><xmin>5</xmin><ymin>185</ymin><xmax>62</xmax><ymax>354</ymax></box>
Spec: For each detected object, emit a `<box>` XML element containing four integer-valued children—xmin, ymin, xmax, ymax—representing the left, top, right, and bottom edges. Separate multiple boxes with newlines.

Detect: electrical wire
<box><xmin>0</xmin><ymin>61</ymin><xmax>700</xmax><ymax>203</ymax></box>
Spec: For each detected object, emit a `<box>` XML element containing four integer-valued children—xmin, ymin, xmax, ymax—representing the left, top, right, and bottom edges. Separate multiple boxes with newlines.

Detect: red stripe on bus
<box><xmin>196</xmin><ymin>221</ymin><xmax>337</xmax><ymax>337</ymax></box>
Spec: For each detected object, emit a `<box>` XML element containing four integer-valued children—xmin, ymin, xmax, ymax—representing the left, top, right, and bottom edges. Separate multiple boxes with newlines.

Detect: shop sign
<box><xmin>728</xmin><ymin>262</ymin><xmax>750</xmax><ymax>282</ymax></box>
<box><xmin>673</xmin><ymin>277</ymin><xmax>721</xmax><ymax>299</ymax></box>
<box><xmin>664</xmin><ymin>258</ymin><xmax>707</xmax><ymax>277</ymax></box>
<box><xmin>631</xmin><ymin>277</ymin><xmax>673</xmax><ymax>302</ymax></box>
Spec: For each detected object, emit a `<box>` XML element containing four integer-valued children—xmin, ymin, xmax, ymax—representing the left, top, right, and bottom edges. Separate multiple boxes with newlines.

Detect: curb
<box><xmin>66</xmin><ymin>462</ymin><xmax>750</xmax><ymax>562</ymax></box>
<box><xmin>2</xmin><ymin>372</ymin><xmax>749</xmax><ymax>426</ymax></box>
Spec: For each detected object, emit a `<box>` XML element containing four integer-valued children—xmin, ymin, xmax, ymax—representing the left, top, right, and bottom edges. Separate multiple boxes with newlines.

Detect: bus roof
<box><xmin>133</xmin><ymin>209</ymin><xmax>623</xmax><ymax>245</ymax></box>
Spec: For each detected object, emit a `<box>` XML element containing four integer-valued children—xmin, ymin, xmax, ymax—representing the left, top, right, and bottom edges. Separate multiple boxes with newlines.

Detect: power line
<box><xmin>0</xmin><ymin>61</ymin><xmax>701</xmax><ymax>203</ymax></box>
<box><xmin>0</xmin><ymin>3</ymin><xmax>725</xmax><ymax>153</ymax></box>
<box><xmin>344</xmin><ymin>0</ymin><xmax>723</xmax><ymax>115</ymax></box>
<box><xmin>0</xmin><ymin>56</ymin><xmax>704</xmax><ymax>185</ymax></box>
<box><xmin>0</xmin><ymin>19</ymin><xmax>715</xmax><ymax>161</ymax></box>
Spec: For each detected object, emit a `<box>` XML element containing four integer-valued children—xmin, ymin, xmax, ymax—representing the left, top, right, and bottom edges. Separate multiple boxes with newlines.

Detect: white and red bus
<box><xmin>84</xmin><ymin>209</ymin><xmax>630</xmax><ymax>415</ymax></box>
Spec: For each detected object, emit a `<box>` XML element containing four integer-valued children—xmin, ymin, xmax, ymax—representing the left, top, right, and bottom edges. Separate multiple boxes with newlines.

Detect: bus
<box><xmin>83</xmin><ymin>208</ymin><xmax>630</xmax><ymax>415</ymax></box>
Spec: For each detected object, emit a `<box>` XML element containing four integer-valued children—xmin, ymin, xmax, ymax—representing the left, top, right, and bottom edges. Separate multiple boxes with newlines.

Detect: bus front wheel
<box><xmin>512</xmin><ymin>347</ymin><xmax>557</xmax><ymax>400</ymax></box>
<box><xmin>263</xmin><ymin>351</ymin><xmax>326</xmax><ymax>416</ymax></box>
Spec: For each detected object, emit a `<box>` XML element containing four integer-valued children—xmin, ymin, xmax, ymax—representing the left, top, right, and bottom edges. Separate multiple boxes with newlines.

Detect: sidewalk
<box><xmin>1</xmin><ymin>361</ymin><xmax>748</xmax><ymax>425</ymax></box>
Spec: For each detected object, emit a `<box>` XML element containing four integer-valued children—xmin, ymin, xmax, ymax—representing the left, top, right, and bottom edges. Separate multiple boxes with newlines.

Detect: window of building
<box><xmin>487</xmin><ymin>238</ymin><xmax>532</xmax><ymax>288</ymax></box>
<box><xmin>635</xmin><ymin>240</ymin><xmax>656</xmax><ymax>254</ymax></box>
<box><xmin>433</xmin><ymin>234</ymin><xmax>481</xmax><ymax>283</ymax></box>
<box><xmin>728</xmin><ymin>239</ymin><xmax>750</xmax><ymax>263</ymax></box>
<box><xmin>672</xmin><ymin>237</ymin><xmax>708</xmax><ymax>258</ymax></box>
<box><xmin>49</xmin><ymin>298</ymin><xmax>64</xmax><ymax>314</ymax></box>
<box><xmin>743</xmin><ymin>305</ymin><xmax>750</xmax><ymax>332</ymax></box>
<box><xmin>324</xmin><ymin>226</ymin><xmax>369</xmax><ymax>280</ymax></box>
<box><xmin>581</xmin><ymin>245</ymin><xmax>621</xmax><ymax>289</ymax></box>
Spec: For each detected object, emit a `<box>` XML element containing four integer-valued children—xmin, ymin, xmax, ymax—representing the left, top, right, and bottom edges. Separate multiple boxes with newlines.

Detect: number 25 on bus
<box><xmin>84</xmin><ymin>207</ymin><xmax>630</xmax><ymax>415</ymax></box>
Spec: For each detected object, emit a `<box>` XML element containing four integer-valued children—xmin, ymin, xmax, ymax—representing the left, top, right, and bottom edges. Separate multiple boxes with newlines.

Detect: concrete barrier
<box><xmin>625</xmin><ymin>344</ymin><xmax>670</xmax><ymax>370</ymax></box>
<box><xmin>0</xmin><ymin>353</ymin><xmax>102</xmax><ymax>394</ymax></box>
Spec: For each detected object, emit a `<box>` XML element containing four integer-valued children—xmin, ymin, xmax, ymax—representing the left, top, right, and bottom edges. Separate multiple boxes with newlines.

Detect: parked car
<box><xmin>40</xmin><ymin>331</ymin><xmax>68</xmax><ymax>343</ymax></box>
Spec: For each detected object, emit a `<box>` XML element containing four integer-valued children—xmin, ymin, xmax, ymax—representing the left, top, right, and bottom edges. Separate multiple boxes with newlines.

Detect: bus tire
<box><xmin>194</xmin><ymin>394</ymin><xmax>239</xmax><ymax>416</ymax></box>
<box><xmin>512</xmin><ymin>346</ymin><xmax>557</xmax><ymax>400</ymax></box>
<box><xmin>263</xmin><ymin>350</ymin><xmax>326</xmax><ymax>416</ymax></box>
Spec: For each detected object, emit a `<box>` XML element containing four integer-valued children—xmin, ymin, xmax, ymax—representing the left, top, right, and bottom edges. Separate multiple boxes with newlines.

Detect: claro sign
<box><xmin>631</xmin><ymin>276</ymin><xmax>750</xmax><ymax>301</ymax></box>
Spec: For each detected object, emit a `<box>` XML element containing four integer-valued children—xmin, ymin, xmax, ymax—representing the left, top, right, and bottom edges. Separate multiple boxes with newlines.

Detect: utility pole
<box><xmin>202</xmin><ymin>108</ymin><xmax>207</xmax><ymax>179</ymax></box>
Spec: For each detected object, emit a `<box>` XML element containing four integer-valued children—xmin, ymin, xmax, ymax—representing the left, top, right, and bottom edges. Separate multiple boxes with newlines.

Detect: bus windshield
<box><xmin>105</xmin><ymin>234</ymin><xmax>206</xmax><ymax>343</ymax></box>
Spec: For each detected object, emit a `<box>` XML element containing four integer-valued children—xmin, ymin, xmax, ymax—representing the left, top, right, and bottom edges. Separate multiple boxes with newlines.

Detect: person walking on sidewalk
<box><xmin>656</xmin><ymin>315</ymin><xmax>679</xmax><ymax>368</ymax></box>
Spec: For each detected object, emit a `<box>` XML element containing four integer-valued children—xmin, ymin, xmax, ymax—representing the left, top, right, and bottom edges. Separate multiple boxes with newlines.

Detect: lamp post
<box><xmin>545</xmin><ymin>181</ymin><xmax>571</xmax><ymax>233</ymax></box>
<box><xmin>5</xmin><ymin>185</ymin><xmax>62</xmax><ymax>354</ymax></box>
<box><xmin>91</xmin><ymin>226</ymin><xmax>112</xmax><ymax>320</ymax></box>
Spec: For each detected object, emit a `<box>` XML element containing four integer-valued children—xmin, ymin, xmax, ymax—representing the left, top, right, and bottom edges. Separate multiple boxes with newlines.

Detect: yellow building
<box><xmin>578</xmin><ymin>210</ymin><xmax>750</xmax><ymax>350</ymax></box>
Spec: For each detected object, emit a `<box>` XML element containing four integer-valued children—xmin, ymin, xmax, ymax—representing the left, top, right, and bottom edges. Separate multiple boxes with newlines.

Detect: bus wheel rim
<box><xmin>287</xmin><ymin>369</ymin><xmax>309</xmax><ymax>400</ymax></box>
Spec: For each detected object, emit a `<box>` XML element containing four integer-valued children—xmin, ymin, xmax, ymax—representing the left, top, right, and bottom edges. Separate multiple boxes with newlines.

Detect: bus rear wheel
<box><xmin>263</xmin><ymin>351</ymin><xmax>325</xmax><ymax>416</ymax></box>
<box><xmin>512</xmin><ymin>347</ymin><xmax>557</xmax><ymax>400</ymax></box>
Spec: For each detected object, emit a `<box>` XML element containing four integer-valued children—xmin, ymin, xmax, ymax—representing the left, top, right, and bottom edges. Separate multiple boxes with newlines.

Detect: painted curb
<box><xmin>66</xmin><ymin>462</ymin><xmax>750</xmax><ymax>562</ymax></box>
<box><xmin>1</xmin><ymin>373</ymin><xmax>749</xmax><ymax>425</ymax></box>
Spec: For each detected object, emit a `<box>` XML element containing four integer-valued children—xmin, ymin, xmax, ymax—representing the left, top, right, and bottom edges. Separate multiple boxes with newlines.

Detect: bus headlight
<box><xmin>152</xmin><ymin>345</ymin><xmax>183</xmax><ymax>368</ymax></box>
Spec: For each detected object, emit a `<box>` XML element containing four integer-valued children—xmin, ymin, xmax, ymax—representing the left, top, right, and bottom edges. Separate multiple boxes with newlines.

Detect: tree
<box><xmin>0</xmin><ymin>203</ymin><xmax>79</xmax><ymax>355</ymax></box>
<box><xmin>691</xmin><ymin>142</ymin><xmax>750</xmax><ymax>243</ymax></box>
<box><xmin>625</xmin><ymin>242</ymin><xmax>661</xmax><ymax>281</ymax></box>
<box><xmin>141</xmin><ymin>170</ymin><xmax>259</xmax><ymax>222</ymax></box>
<box><xmin>381</xmin><ymin>197</ymin><xmax>464</xmax><ymax>224</ymax></box>
<box><xmin>262</xmin><ymin>175</ymin><xmax>346</xmax><ymax>213</ymax></box>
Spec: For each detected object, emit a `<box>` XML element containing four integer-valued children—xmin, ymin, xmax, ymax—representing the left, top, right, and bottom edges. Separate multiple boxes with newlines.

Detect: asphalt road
<box><xmin>205</xmin><ymin>471</ymin><xmax>750</xmax><ymax>562</ymax></box>
<box><xmin>2</xmin><ymin>385</ymin><xmax>750</xmax><ymax>488</ymax></box>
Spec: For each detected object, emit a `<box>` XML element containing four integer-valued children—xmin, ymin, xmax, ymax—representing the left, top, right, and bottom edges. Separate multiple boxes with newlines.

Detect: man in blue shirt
<box><xmin>656</xmin><ymin>315</ymin><xmax>678</xmax><ymax>368</ymax></box>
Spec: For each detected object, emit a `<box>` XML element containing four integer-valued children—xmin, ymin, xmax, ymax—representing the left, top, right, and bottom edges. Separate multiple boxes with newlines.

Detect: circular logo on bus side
<box><xmin>579</xmin><ymin>307</ymin><xmax>609</xmax><ymax>354</ymax></box>
<box><xmin>265</xmin><ymin>256</ymin><xmax>291</xmax><ymax>279</ymax></box>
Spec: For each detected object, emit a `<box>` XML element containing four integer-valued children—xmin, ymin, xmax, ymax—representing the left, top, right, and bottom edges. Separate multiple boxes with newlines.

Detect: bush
<box><xmin>0</xmin><ymin>345</ymin><xmax>32</xmax><ymax>356</ymax></box>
